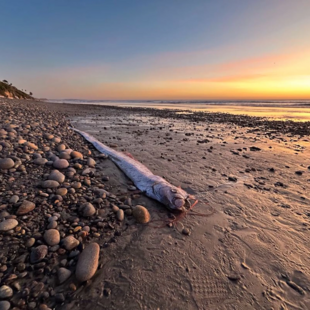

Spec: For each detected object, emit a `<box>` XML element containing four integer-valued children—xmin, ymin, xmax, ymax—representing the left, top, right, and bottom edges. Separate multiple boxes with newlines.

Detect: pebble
<box><xmin>44</xmin><ymin>229</ymin><xmax>60</xmax><ymax>246</ymax></box>
<box><xmin>116</xmin><ymin>209</ymin><xmax>124</xmax><ymax>221</ymax></box>
<box><xmin>26</xmin><ymin>142</ymin><xmax>38</xmax><ymax>150</ymax></box>
<box><xmin>79</xmin><ymin>202</ymin><xmax>96</xmax><ymax>217</ymax></box>
<box><xmin>87</xmin><ymin>157</ymin><xmax>96</xmax><ymax>167</ymax></box>
<box><xmin>132</xmin><ymin>205</ymin><xmax>151</xmax><ymax>224</ymax></box>
<box><xmin>57</xmin><ymin>267</ymin><xmax>71</xmax><ymax>284</ymax></box>
<box><xmin>9</xmin><ymin>195</ymin><xmax>19</xmax><ymax>204</ymax></box>
<box><xmin>0</xmin><ymin>158</ymin><xmax>15</xmax><ymax>170</ymax></box>
<box><xmin>0</xmin><ymin>211</ymin><xmax>10</xmax><ymax>219</ymax></box>
<box><xmin>0</xmin><ymin>301</ymin><xmax>10</xmax><ymax>310</ymax></box>
<box><xmin>47</xmin><ymin>220</ymin><xmax>57</xmax><ymax>229</ymax></box>
<box><xmin>102</xmin><ymin>175</ymin><xmax>109</xmax><ymax>181</ymax></box>
<box><xmin>71</xmin><ymin>151</ymin><xmax>83</xmax><ymax>159</ymax></box>
<box><xmin>112</xmin><ymin>205</ymin><xmax>119</xmax><ymax>213</ymax></box>
<box><xmin>0</xmin><ymin>219</ymin><xmax>18</xmax><ymax>231</ymax></box>
<box><xmin>30</xmin><ymin>245</ymin><xmax>48</xmax><ymax>263</ymax></box>
<box><xmin>82</xmin><ymin>168</ymin><xmax>95</xmax><ymax>176</ymax></box>
<box><xmin>33</xmin><ymin>158</ymin><xmax>48</xmax><ymax>165</ymax></box>
<box><xmin>59</xmin><ymin>151</ymin><xmax>71</xmax><ymax>160</ymax></box>
<box><xmin>182</xmin><ymin>228</ymin><xmax>191</xmax><ymax>235</ymax></box>
<box><xmin>56</xmin><ymin>188</ymin><xmax>67</xmax><ymax>196</ymax></box>
<box><xmin>53</xmin><ymin>159</ymin><xmax>69</xmax><ymax>169</ymax></box>
<box><xmin>0</xmin><ymin>285</ymin><xmax>13</xmax><ymax>298</ymax></box>
<box><xmin>48</xmin><ymin>170</ymin><xmax>65</xmax><ymax>183</ymax></box>
<box><xmin>62</xmin><ymin>235</ymin><xmax>79</xmax><ymax>251</ymax></box>
<box><xmin>57</xmin><ymin>144</ymin><xmax>66</xmax><ymax>152</ymax></box>
<box><xmin>16</xmin><ymin>200</ymin><xmax>35</xmax><ymax>215</ymax></box>
<box><xmin>41</xmin><ymin>180</ymin><xmax>60</xmax><ymax>189</ymax></box>
<box><xmin>76</xmin><ymin>243</ymin><xmax>99</xmax><ymax>282</ymax></box>
<box><xmin>74</xmin><ymin>163</ymin><xmax>82</xmax><ymax>169</ymax></box>
<box><xmin>45</xmin><ymin>133</ymin><xmax>54</xmax><ymax>139</ymax></box>
<box><xmin>71</xmin><ymin>181</ymin><xmax>82</xmax><ymax>189</ymax></box>
<box><xmin>55</xmin><ymin>293</ymin><xmax>65</xmax><ymax>303</ymax></box>
<box><xmin>25</xmin><ymin>237</ymin><xmax>35</xmax><ymax>247</ymax></box>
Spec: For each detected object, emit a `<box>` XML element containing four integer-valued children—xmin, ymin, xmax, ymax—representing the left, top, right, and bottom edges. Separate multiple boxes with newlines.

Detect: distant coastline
<box><xmin>47</xmin><ymin>99</ymin><xmax>310</xmax><ymax>107</ymax></box>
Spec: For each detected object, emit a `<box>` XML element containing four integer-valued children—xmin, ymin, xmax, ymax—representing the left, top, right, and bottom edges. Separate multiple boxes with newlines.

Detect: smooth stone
<box><xmin>16</xmin><ymin>200</ymin><xmax>35</xmax><ymax>215</ymax></box>
<box><xmin>76</xmin><ymin>243</ymin><xmax>99</xmax><ymax>282</ymax></box>
<box><xmin>56</xmin><ymin>188</ymin><xmax>67</xmax><ymax>196</ymax></box>
<box><xmin>33</xmin><ymin>153</ymin><xmax>42</xmax><ymax>159</ymax></box>
<box><xmin>30</xmin><ymin>245</ymin><xmax>48</xmax><ymax>263</ymax></box>
<box><xmin>71</xmin><ymin>182</ymin><xmax>81</xmax><ymax>189</ymax></box>
<box><xmin>44</xmin><ymin>133</ymin><xmax>54</xmax><ymax>140</ymax></box>
<box><xmin>0</xmin><ymin>158</ymin><xmax>14</xmax><ymax>170</ymax></box>
<box><xmin>71</xmin><ymin>151</ymin><xmax>83</xmax><ymax>159</ymax></box>
<box><xmin>0</xmin><ymin>219</ymin><xmax>18</xmax><ymax>231</ymax></box>
<box><xmin>41</xmin><ymin>180</ymin><xmax>60</xmax><ymax>189</ymax></box>
<box><xmin>53</xmin><ymin>159</ymin><xmax>69</xmax><ymax>169</ymax></box>
<box><xmin>62</xmin><ymin>236</ymin><xmax>79</xmax><ymax>251</ymax></box>
<box><xmin>44</xmin><ymin>229</ymin><xmax>60</xmax><ymax>246</ymax></box>
<box><xmin>0</xmin><ymin>211</ymin><xmax>10</xmax><ymax>219</ymax></box>
<box><xmin>59</xmin><ymin>151</ymin><xmax>71</xmax><ymax>160</ymax></box>
<box><xmin>116</xmin><ymin>209</ymin><xmax>124</xmax><ymax>221</ymax></box>
<box><xmin>132</xmin><ymin>205</ymin><xmax>151</xmax><ymax>224</ymax></box>
<box><xmin>74</xmin><ymin>163</ymin><xmax>82</xmax><ymax>169</ymax></box>
<box><xmin>25</xmin><ymin>238</ymin><xmax>35</xmax><ymax>247</ymax></box>
<box><xmin>57</xmin><ymin>144</ymin><xmax>66</xmax><ymax>152</ymax></box>
<box><xmin>58</xmin><ymin>268</ymin><xmax>71</xmax><ymax>284</ymax></box>
<box><xmin>48</xmin><ymin>170</ymin><xmax>65</xmax><ymax>183</ymax></box>
<box><xmin>53</xmin><ymin>137</ymin><xmax>61</xmax><ymax>143</ymax></box>
<box><xmin>87</xmin><ymin>158</ymin><xmax>96</xmax><ymax>167</ymax></box>
<box><xmin>33</xmin><ymin>158</ymin><xmax>48</xmax><ymax>165</ymax></box>
<box><xmin>79</xmin><ymin>203</ymin><xmax>96</xmax><ymax>217</ymax></box>
<box><xmin>182</xmin><ymin>228</ymin><xmax>191</xmax><ymax>235</ymax></box>
<box><xmin>81</xmin><ymin>168</ymin><xmax>95</xmax><ymax>176</ymax></box>
<box><xmin>55</xmin><ymin>293</ymin><xmax>65</xmax><ymax>303</ymax></box>
<box><xmin>9</xmin><ymin>195</ymin><xmax>19</xmax><ymax>204</ymax></box>
<box><xmin>0</xmin><ymin>301</ymin><xmax>10</xmax><ymax>310</ymax></box>
<box><xmin>0</xmin><ymin>285</ymin><xmax>13</xmax><ymax>298</ymax></box>
<box><xmin>26</xmin><ymin>142</ymin><xmax>38</xmax><ymax>150</ymax></box>
<box><xmin>47</xmin><ymin>220</ymin><xmax>57</xmax><ymax>229</ymax></box>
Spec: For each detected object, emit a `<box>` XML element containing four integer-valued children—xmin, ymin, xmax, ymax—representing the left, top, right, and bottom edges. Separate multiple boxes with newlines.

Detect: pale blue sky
<box><xmin>1</xmin><ymin>1</ymin><xmax>309</xmax><ymax>99</ymax></box>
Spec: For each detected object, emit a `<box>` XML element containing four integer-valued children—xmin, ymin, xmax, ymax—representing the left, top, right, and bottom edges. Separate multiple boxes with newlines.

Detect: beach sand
<box><xmin>1</xmin><ymin>99</ymin><xmax>310</xmax><ymax>309</ymax></box>
<box><xmin>55</xmin><ymin>102</ymin><xmax>310</xmax><ymax>309</ymax></box>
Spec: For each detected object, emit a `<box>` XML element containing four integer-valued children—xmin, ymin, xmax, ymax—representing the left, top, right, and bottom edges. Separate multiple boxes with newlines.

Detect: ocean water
<box><xmin>48</xmin><ymin>99</ymin><xmax>310</xmax><ymax>122</ymax></box>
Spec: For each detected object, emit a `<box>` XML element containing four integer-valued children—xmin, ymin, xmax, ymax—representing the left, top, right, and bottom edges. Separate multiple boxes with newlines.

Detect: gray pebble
<box><xmin>0</xmin><ymin>285</ymin><xmax>13</xmax><ymax>298</ymax></box>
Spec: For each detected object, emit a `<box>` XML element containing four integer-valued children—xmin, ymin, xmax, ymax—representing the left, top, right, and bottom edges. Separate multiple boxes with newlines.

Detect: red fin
<box><xmin>124</xmin><ymin>152</ymin><xmax>136</xmax><ymax>160</ymax></box>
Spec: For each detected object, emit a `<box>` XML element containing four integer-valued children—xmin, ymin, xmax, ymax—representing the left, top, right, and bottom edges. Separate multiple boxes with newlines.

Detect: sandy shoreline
<box><xmin>1</xmin><ymin>99</ymin><xmax>310</xmax><ymax>309</ymax></box>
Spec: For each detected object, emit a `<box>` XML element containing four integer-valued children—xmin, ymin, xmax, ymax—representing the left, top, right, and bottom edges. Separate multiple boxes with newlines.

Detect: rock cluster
<box><xmin>0</xmin><ymin>99</ymin><xmax>148</xmax><ymax>309</ymax></box>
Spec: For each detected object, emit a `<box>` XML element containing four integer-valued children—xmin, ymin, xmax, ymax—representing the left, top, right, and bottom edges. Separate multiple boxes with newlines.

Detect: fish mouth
<box><xmin>168</xmin><ymin>197</ymin><xmax>191</xmax><ymax>212</ymax></box>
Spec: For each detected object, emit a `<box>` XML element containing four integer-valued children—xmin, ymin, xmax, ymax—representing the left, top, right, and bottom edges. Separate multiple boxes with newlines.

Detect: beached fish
<box><xmin>73</xmin><ymin>128</ymin><xmax>194</xmax><ymax>211</ymax></box>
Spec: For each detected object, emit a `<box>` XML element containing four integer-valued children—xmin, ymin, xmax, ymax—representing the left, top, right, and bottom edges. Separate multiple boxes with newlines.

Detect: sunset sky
<box><xmin>1</xmin><ymin>1</ymin><xmax>310</xmax><ymax>100</ymax></box>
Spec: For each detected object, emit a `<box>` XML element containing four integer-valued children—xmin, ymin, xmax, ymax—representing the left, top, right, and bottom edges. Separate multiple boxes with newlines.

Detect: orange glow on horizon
<box><xmin>32</xmin><ymin>47</ymin><xmax>310</xmax><ymax>100</ymax></box>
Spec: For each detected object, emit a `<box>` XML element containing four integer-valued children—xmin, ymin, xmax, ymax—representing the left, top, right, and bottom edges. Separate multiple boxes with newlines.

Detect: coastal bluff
<box><xmin>0</xmin><ymin>80</ymin><xmax>33</xmax><ymax>100</ymax></box>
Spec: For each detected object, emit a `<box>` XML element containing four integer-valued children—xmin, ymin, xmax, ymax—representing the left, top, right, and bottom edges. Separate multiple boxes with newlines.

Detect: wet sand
<box><xmin>43</xmin><ymin>102</ymin><xmax>310</xmax><ymax>310</ymax></box>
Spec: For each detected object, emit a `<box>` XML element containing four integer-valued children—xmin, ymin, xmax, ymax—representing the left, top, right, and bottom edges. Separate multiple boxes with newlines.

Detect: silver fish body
<box><xmin>73</xmin><ymin>128</ymin><xmax>191</xmax><ymax>211</ymax></box>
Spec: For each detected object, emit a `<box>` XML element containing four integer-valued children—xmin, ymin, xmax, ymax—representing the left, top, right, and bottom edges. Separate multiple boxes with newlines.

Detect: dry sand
<box><xmin>41</xmin><ymin>102</ymin><xmax>310</xmax><ymax>310</ymax></box>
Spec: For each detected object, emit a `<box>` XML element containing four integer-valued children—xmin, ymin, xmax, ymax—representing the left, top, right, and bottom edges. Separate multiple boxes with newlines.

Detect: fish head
<box><xmin>165</xmin><ymin>187</ymin><xmax>192</xmax><ymax>212</ymax></box>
